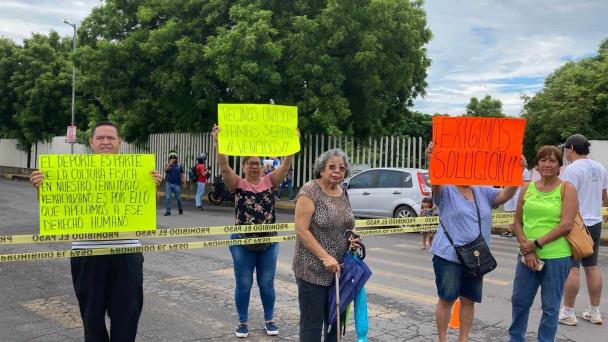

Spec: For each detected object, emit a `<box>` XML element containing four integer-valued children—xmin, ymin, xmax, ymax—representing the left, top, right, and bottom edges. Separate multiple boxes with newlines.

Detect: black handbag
<box><xmin>439</xmin><ymin>189</ymin><xmax>497</xmax><ymax>279</ymax></box>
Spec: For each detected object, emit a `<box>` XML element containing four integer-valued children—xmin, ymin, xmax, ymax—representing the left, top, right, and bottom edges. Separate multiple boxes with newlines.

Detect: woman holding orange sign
<box><xmin>426</xmin><ymin>141</ymin><xmax>526</xmax><ymax>342</ymax></box>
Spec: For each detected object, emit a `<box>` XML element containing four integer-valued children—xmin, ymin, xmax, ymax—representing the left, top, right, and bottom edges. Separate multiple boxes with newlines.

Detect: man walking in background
<box><xmin>164</xmin><ymin>151</ymin><xmax>185</xmax><ymax>216</ymax></box>
<box><xmin>559</xmin><ymin>134</ymin><xmax>608</xmax><ymax>325</ymax></box>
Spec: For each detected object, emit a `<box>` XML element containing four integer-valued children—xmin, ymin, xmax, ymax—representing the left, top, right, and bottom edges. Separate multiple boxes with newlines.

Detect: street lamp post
<box><xmin>62</xmin><ymin>19</ymin><xmax>77</xmax><ymax>154</ymax></box>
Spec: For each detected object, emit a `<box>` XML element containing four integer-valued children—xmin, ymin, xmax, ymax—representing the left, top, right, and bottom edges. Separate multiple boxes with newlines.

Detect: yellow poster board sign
<box><xmin>37</xmin><ymin>154</ymin><xmax>157</xmax><ymax>236</ymax></box>
<box><xmin>218</xmin><ymin>104</ymin><xmax>300</xmax><ymax>156</ymax></box>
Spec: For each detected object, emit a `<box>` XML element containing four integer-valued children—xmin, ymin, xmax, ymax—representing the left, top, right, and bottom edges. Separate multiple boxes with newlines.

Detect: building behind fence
<box><xmin>0</xmin><ymin>133</ymin><xmax>427</xmax><ymax>187</ymax></box>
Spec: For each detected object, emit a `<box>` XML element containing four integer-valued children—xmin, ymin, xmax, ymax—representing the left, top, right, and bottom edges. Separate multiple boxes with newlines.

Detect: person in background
<box><xmin>293</xmin><ymin>148</ymin><xmax>360</xmax><ymax>342</ymax></box>
<box><xmin>30</xmin><ymin>121</ymin><xmax>162</xmax><ymax>341</ymax></box>
<box><xmin>426</xmin><ymin>142</ymin><xmax>526</xmax><ymax>342</ymax></box>
<box><xmin>164</xmin><ymin>152</ymin><xmax>185</xmax><ymax>216</ymax></box>
<box><xmin>420</xmin><ymin>196</ymin><xmax>437</xmax><ymax>250</ymax></box>
<box><xmin>195</xmin><ymin>153</ymin><xmax>209</xmax><ymax>210</ymax></box>
<box><xmin>501</xmin><ymin>169</ymin><xmax>532</xmax><ymax>238</ymax></box>
<box><xmin>263</xmin><ymin>163</ymin><xmax>273</xmax><ymax>176</ymax></box>
<box><xmin>272</xmin><ymin>157</ymin><xmax>281</xmax><ymax>170</ymax></box>
<box><xmin>508</xmin><ymin>145</ymin><xmax>578</xmax><ymax>342</ymax></box>
<box><xmin>277</xmin><ymin>166</ymin><xmax>295</xmax><ymax>201</ymax></box>
<box><xmin>212</xmin><ymin>124</ymin><xmax>296</xmax><ymax>338</ymax></box>
<box><xmin>559</xmin><ymin>134</ymin><xmax>608</xmax><ymax>326</ymax></box>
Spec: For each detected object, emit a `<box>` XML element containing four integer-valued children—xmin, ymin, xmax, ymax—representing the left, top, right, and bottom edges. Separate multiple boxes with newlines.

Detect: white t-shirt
<box><xmin>503</xmin><ymin>169</ymin><xmax>532</xmax><ymax>212</ymax></box>
<box><xmin>560</xmin><ymin>158</ymin><xmax>608</xmax><ymax>226</ymax></box>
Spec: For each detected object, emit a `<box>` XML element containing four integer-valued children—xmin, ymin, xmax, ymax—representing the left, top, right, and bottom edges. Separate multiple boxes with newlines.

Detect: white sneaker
<box><xmin>559</xmin><ymin>307</ymin><xmax>578</xmax><ymax>326</ymax></box>
<box><xmin>582</xmin><ymin>307</ymin><xmax>603</xmax><ymax>325</ymax></box>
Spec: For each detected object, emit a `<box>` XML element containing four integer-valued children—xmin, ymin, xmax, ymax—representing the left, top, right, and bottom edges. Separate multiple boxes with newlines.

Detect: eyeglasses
<box><xmin>327</xmin><ymin>165</ymin><xmax>347</xmax><ymax>173</ymax></box>
<box><xmin>245</xmin><ymin>161</ymin><xmax>261</xmax><ymax>167</ymax></box>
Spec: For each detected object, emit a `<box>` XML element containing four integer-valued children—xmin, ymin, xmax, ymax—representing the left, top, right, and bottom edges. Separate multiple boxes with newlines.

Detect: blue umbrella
<box><xmin>327</xmin><ymin>243</ymin><xmax>372</xmax><ymax>340</ymax></box>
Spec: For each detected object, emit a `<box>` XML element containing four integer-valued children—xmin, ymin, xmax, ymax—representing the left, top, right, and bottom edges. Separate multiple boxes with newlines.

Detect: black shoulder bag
<box><xmin>439</xmin><ymin>189</ymin><xmax>497</xmax><ymax>279</ymax></box>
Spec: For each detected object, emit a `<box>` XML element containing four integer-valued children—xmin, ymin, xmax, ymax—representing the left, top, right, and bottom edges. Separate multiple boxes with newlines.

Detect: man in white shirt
<box><xmin>558</xmin><ymin>134</ymin><xmax>608</xmax><ymax>325</ymax></box>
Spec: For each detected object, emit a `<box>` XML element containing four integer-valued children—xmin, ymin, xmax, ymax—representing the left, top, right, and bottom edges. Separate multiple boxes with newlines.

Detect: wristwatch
<box><xmin>534</xmin><ymin>239</ymin><xmax>543</xmax><ymax>249</ymax></box>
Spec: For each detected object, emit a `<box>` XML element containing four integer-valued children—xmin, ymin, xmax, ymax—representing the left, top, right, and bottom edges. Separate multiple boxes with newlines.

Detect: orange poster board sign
<box><xmin>430</xmin><ymin>117</ymin><xmax>526</xmax><ymax>186</ymax></box>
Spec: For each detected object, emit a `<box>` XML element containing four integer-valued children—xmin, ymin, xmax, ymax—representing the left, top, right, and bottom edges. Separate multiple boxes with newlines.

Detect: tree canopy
<box><xmin>464</xmin><ymin>95</ymin><xmax>505</xmax><ymax>118</ymax></box>
<box><xmin>1</xmin><ymin>32</ymin><xmax>76</xmax><ymax>151</ymax></box>
<box><xmin>522</xmin><ymin>38</ymin><xmax>608</xmax><ymax>160</ymax></box>
<box><xmin>76</xmin><ymin>0</ymin><xmax>433</xmax><ymax>143</ymax></box>
<box><xmin>0</xmin><ymin>0</ymin><xmax>434</xmax><ymax>148</ymax></box>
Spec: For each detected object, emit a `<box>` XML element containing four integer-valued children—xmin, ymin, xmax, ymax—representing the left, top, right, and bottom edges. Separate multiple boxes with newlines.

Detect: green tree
<box><xmin>522</xmin><ymin>38</ymin><xmax>608</xmax><ymax>160</ymax></box>
<box><xmin>75</xmin><ymin>0</ymin><xmax>432</xmax><ymax>143</ymax></box>
<box><xmin>0</xmin><ymin>38</ymin><xmax>20</xmax><ymax>138</ymax></box>
<box><xmin>465</xmin><ymin>95</ymin><xmax>505</xmax><ymax>117</ymax></box>
<box><xmin>9</xmin><ymin>32</ymin><xmax>76</xmax><ymax>156</ymax></box>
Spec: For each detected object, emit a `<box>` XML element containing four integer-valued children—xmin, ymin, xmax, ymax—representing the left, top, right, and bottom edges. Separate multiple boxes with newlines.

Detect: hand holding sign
<box><xmin>429</xmin><ymin>117</ymin><xmax>526</xmax><ymax>186</ymax></box>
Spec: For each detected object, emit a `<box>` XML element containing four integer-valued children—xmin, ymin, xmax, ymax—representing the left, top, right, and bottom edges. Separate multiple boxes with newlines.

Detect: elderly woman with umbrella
<box><xmin>293</xmin><ymin>148</ymin><xmax>361</xmax><ymax>342</ymax></box>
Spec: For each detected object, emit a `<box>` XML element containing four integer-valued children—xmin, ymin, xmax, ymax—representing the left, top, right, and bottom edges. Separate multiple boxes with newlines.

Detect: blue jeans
<box><xmin>165</xmin><ymin>183</ymin><xmax>182</xmax><ymax>211</ymax></box>
<box><xmin>229</xmin><ymin>243</ymin><xmax>279</xmax><ymax>323</ymax></box>
<box><xmin>195</xmin><ymin>182</ymin><xmax>206</xmax><ymax>207</ymax></box>
<box><xmin>277</xmin><ymin>180</ymin><xmax>294</xmax><ymax>200</ymax></box>
<box><xmin>509</xmin><ymin>255</ymin><xmax>572</xmax><ymax>342</ymax></box>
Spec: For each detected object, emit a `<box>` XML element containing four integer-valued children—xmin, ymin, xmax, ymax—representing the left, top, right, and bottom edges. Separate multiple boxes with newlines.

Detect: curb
<box><xmin>2</xmin><ymin>174</ymin><xmax>29</xmax><ymax>182</ymax></box>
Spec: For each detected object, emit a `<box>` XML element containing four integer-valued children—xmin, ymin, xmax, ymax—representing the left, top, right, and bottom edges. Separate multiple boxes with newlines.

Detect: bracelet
<box><xmin>534</xmin><ymin>239</ymin><xmax>542</xmax><ymax>249</ymax></box>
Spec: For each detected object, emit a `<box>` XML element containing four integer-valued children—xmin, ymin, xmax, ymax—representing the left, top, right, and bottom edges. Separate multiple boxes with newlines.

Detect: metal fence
<box><xmin>0</xmin><ymin>133</ymin><xmax>427</xmax><ymax>187</ymax></box>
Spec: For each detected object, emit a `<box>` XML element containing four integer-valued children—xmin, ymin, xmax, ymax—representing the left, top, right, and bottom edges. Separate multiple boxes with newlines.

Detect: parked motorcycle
<box><xmin>208</xmin><ymin>175</ymin><xmax>235</xmax><ymax>205</ymax></box>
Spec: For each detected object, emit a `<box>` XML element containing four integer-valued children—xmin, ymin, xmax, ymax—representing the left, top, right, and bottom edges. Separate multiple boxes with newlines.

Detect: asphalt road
<box><xmin>1</xmin><ymin>178</ymin><xmax>607</xmax><ymax>341</ymax></box>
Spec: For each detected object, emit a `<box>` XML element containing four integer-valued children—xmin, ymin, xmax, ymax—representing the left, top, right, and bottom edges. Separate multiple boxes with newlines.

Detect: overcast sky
<box><xmin>1</xmin><ymin>0</ymin><xmax>607</xmax><ymax>116</ymax></box>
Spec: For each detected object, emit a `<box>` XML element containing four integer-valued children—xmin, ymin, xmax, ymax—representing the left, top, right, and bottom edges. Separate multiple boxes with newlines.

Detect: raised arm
<box><xmin>425</xmin><ymin>142</ymin><xmax>442</xmax><ymax>199</ymax></box>
<box><xmin>269</xmin><ymin>155</ymin><xmax>294</xmax><ymax>188</ymax></box>
<box><xmin>212</xmin><ymin>124</ymin><xmax>240</xmax><ymax>192</ymax></box>
<box><xmin>494</xmin><ymin>156</ymin><xmax>529</xmax><ymax>206</ymax></box>
<box><xmin>269</xmin><ymin>128</ymin><xmax>299</xmax><ymax>187</ymax></box>
<box><xmin>295</xmin><ymin>195</ymin><xmax>340</xmax><ymax>273</ymax></box>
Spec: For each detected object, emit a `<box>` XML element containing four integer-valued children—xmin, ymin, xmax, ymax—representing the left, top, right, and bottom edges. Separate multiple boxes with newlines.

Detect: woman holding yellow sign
<box><xmin>212</xmin><ymin>124</ymin><xmax>296</xmax><ymax>338</ymax></box>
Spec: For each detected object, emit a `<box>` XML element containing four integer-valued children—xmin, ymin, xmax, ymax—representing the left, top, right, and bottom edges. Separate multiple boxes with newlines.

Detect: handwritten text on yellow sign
<box><xmin>218</xmin><ymin>104</ymin><xmax>300</xmax><ymax>156</ymax></box>
<box><xmin>38</xmin><ymin>154</ymin><xmax>157</xmax><ymax>235</ymax></box>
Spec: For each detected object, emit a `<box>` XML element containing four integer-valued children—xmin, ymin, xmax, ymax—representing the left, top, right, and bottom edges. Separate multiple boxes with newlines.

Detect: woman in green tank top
<box><xmin>508</xmin><ymin>146</ymin><xmax>578</xmax><ymax>342</ymax></box>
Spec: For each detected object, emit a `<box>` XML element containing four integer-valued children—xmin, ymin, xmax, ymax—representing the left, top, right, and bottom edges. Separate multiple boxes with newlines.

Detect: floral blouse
<box><xmin>234</xmin><ymin>176</ymin><xmax>276</xmax><ymax>226</ymax></box>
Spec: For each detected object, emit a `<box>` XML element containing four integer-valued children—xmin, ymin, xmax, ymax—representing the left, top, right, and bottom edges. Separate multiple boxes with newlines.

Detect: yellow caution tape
<box><xmin>0</xmin><ymin>223</ymin><xmax>294</xmax><ymax>245</ymax></box>
<box><xmin>0</xmin><ymin>213</ymin><xmax>518</xmax><ymax>245</ymax></box>
<box><xmin>0</xmin><ymin>235</ymin><xmax>296</xmax><ymax>262</ymax></box>
<box><xmin>1</xmin><ymin>208</ymin><xmax>607</xmax><ymax>262</ymax></box>
<box><xmin>0</xmin><ymin>225</ymin><xmax>435</xmax><ymax>262</ymax></box>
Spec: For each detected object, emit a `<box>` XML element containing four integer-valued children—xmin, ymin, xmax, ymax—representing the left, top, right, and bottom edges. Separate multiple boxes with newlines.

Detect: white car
<box><xmin>343</xmin><ymin>168</ymin><xmax>431</xmax><ymax>218</ymax></box>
